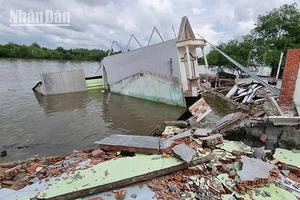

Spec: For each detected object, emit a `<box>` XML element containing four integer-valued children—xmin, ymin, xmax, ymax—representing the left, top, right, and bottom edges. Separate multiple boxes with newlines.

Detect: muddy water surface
<box><xmin>0</xmin><ymin>59</ymin><xmax>234</xmax><ymax>161</ymax></box>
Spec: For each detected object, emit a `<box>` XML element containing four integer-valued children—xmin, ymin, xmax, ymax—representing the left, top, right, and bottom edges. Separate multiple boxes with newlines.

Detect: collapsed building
<box><xmin>3</xmin><ymin>15</ymin><xmax>300</xmax><ymax>200</ymax></box>
<box><xmin>102</xmin><ymin>16</ymin><xmax>208</xmax><ymax>107</ymax></box>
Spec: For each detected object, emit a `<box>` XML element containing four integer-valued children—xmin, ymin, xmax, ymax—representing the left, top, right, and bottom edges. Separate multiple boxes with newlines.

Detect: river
<box><xmin>0</xmin><ymin>59</ymin><xmax>235</xmax><ymax>162</ymax></box>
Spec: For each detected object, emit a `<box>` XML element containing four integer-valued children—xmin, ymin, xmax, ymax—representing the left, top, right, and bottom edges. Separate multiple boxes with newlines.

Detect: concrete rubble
<box><xmin>1</xmin><ymin>98</ymin><xmax>300</xmax><ymax>200</ymax></box>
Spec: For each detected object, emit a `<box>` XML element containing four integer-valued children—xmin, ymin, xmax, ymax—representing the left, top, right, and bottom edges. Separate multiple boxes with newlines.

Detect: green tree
<box><xmin>199</xmin><ymin>39</ymin><xmax>254</xmax><ymax>76</ymax></box>
<box><xmin>249</xmin><ymin>3</ymin><xmax>300</xmax><ymax>75</ymax></box>
<box><xmin>0</xmin><ymin>42</ymin><xmax>114</xmax><ymax>61</ymax></box>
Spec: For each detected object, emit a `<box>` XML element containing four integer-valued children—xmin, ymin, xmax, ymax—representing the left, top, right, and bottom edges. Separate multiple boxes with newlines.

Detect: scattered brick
<box><xmin>92</xmin><ymin>149</ymin><xmax>104</xmax><ymax>158</ymax></box>
<box><xmin>115</xmin><ymin>189</ymin><xmax>127</xmax><ymax>200</ymax></box>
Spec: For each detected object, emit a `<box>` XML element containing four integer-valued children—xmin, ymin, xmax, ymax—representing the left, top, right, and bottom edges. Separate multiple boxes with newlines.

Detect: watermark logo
<box><xmin>10</xmin><ymin>10</ymin><xmax>71</xmax><ymax>26</ymax></box>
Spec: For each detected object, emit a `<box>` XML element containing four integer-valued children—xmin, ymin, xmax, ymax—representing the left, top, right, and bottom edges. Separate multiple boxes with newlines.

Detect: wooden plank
<box><xmin>246</xmin><ymin>86</ymin><xmax>262</xmax><ymax>103</ymax></box>
<box><xmin>225</xmin><ymin>85</ymin><xmax>238</xmax><ymax>98</ymax></box>
<box><xmin>270</xmin><ymin>97</ymin><xmax>284</xmax><ymax>116</ymax></box>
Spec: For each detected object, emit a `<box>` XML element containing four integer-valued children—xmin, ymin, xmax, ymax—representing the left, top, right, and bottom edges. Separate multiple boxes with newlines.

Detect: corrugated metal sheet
<box><xmin>40</xmin><ymin>69</ymin><xmax>87</xmax><ymax>95</ymax></box>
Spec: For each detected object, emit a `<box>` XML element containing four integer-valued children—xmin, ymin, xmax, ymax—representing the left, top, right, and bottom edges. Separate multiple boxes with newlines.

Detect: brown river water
<box><xmin>0</xmin><ymin>59</ymin><xmax>236</xmax><ymax>162</ymax></box>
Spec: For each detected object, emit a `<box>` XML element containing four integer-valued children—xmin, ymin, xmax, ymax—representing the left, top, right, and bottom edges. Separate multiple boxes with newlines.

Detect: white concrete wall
<box><xmin>103</xmin><ymin>39</ymin><xmax>180</xmax><ymax>85</ymax></box>
<box><xmin>177</xmin><ymin>46</ymin><xmax>199</xmax><ymax>91</ymax></box>
<box><xmin>41</xmin><ymin>69</ymin><xmax>87</xmax><ymax>95</ymax></box>
<box><xmin>110</xmin><ymin>71</ymin><xmax>184</xmax><ymax>106</ymax></box>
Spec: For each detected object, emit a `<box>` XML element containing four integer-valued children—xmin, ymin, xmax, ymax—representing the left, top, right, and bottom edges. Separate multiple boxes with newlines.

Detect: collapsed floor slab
<box><xmin>94</xmin><ymin>134</ymin><xmax>173</xmax><ymax>154</ymax></box>
<box><xmin>36</xmin><ymin>153</ymin><xmax>211</xmax><ymax>200</ymax></box>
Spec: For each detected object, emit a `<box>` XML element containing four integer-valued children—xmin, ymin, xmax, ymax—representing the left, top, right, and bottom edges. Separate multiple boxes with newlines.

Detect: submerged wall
<box><xmin>102</xmin><ymin>39</ymin><xmax>184</xmax><ymax>106</ymax></box>
<box><xmin>40</xmin><ymin>69</ymin><xmax>87</xmax><ymax>95</ymax></box>
<box><xmin>103</xmin><ymin>39</ymin><xmax>181</xmax><ymax>86</ymax></box>
<box><xmin>110</xmin><ymin>71</ymin><xmax>184</xmax><ymax>106</ymax></box>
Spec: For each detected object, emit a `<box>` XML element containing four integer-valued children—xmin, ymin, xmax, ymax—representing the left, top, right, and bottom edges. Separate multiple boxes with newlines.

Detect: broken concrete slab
<box><xmin>172</xmin><ymin>143</ymin><xmax>196</xmax><ymax>163</ymax></box>
<box><xmin>169</xmin><ymin>129</ymin><xmax>191</xmax><ymax>141</ymax></box>
<box><xmin>189</xmin><ymin>98</ymin><xmax>212</xmax><ymax>122</ymax></box>
<box><xmin>267</xmin><ymin>116</ymin><xmax>300</xmax><ymax>126</ymax></box>
<box><xmin>36</xmin><ymin>153</ymin><xmax>211</xmax><ymax>200</ymax></box>
<box><xmin>214</xmin><ymin>112</ymin><xmax>245</xmax><ymax>132</ymax></box>
<box><xmin>186</xmin><ymin>116</ymin><xmax>202</xmax><ymax>128</ymax></box>
<box><xmin>252</xmin><ymin>146</ymin><xmax>265</xmax><ymax>159</ymax></box>
<box><xmin>215</xmin><ymin>113</ymin><xmax>234</xmax><ymax>128</ymax></box>
<box><xmin>218</xmin><ymin>173</ymin><xmax>298</xmax><ymax>200</ymax></box>
<box><xmin>237</xmin><ymin>155</ymin><xmax>277</xmax><ymax>181</ymax></box>
<box><xmin>193</xmin><ymin>128</ymin><xmax>211</xmax><ymax>137</ymax></box>
<box><xmin>216</xmin><ymin>140</ymin><xmax>252</xmax><ymax>154</ymax></box>
<box><xmin>0</xmin><ymin>175</ymin><xmax>58</xmax><ymax>200</ymax></box>
<box><xmin>273</xmin><ymin>148</ymin><xmax>300</xmax><ymax>168</ymax></box>
<box><xmin>82</xmin><ymin>185</ymin><xmax>156</xmax><ymax>200</ymax></box>
<box><xmin>94</xmin><ymin>134</ymin><xmax>173</xmax><ymax>154</ymax></box>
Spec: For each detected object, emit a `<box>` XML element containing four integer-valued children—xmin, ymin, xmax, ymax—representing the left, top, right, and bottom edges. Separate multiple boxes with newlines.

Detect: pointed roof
<box><xmin>177</xmin><ymin>16</ymin><xmax>196</xmax><ymax>40</ymax></box>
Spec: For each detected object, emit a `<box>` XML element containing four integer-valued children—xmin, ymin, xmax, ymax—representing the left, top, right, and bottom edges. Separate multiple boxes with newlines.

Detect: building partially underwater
<box><xmin>102</xmin><ymin>16</ymin><xmax>208</xmax><ymax>107</ymax></box>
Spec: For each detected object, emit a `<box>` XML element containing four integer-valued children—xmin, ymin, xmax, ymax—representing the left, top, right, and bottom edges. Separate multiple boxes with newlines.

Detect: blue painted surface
<box><xmin>110</xmin><ymin>71</ymin><xmax>184</xmax><ymax>107</ymax></box>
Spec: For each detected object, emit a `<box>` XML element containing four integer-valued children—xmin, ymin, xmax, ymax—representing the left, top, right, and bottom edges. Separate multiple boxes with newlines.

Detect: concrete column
<box><xmin>185</xmin><ymin>46</ymin><xmax>192</xmax><ymax>79</ymax></box>
<box><xmin>179</xmin><ymin>60</ymin><xmax>189</xmax><ymax>92</ymax></box>
<box><xmin>201</xmin><ymin>47</ymin><xmax>209</xmax><ymax>81</ymax></box>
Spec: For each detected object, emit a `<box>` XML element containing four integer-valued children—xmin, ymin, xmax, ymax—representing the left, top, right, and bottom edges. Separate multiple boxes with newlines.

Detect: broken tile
<box><xmin>237</xmin><ymin>156</ymin><xmax>277</xmax><ymax>181</ymax></box>
<box><xmin>26</xmin><ymin>163</ymin><xmax>42</xmax><ymax>175</ymax></box>
<box><xmin>216</xmin><ymin>140</ymin><xmax>252</xmax><ymax>154</ymax></box>
<box><xmin>273</xmin><ymin>148</ymin><xmax>300</xmax><ymax>168</ymax></box>
<box><xmin>189</xmin><ymin>98</ymin><xmax>212</xmax><ymax>122</ymax></box>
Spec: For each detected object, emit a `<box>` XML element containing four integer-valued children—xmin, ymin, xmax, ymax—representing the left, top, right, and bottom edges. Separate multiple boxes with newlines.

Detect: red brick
<box><xmin>92</xmin><ymin>149</ymin><xmax>104</xmax><ymax>158</ymax></box>
<box><xmin>279</xmin><ymin>49</ymin><xmax>300</xmax><ymax>105</ymax></box>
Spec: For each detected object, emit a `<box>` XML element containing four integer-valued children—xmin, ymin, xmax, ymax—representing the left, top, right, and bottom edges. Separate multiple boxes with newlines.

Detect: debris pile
<box><xmin>0</xmin><ymin>98</ymin><xmax>300</xmax><ymax>200</ymax></box>
<box><xmin>0</xmin><ymin>149</ymin><xmax>119</xmax><ymax>191</ymax></box>
<box><xmin>218</xmin><ymin>81</ymin><xmax>296</xmax><ymax>117</ymax></box>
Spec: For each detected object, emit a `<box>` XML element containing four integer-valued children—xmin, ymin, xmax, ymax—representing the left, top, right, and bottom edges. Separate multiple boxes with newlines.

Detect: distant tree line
<box><xmin>0</xmin><ymin>42</ymin><xmax>121</xmax><ymax>61</ymax></box>
<box><xmin>199</xmin><ymin>3</ymin><xmax>300</xmax><ymax>77</ymax></box>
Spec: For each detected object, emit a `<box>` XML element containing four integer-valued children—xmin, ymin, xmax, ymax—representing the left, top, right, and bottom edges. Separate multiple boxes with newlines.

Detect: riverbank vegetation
<box><xmin>0</xmin><ymin>42</ymin><xmax>121</xmax><ymax>61</ymax></box>
<box><xmin>199</xmin><ymin>3</ymin><xmax>300</xmax><ymax>76</ymax></box>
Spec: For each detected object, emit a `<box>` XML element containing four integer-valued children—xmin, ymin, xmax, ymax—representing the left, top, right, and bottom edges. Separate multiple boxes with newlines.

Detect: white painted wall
<box><xmin>177</xmin><ymin>46</ymin><xmax>199</xmax><ymax>91</ymax></box>
<box><xmin>103</xmin><ymin>39</ymin><xmax>180</xmax><ymax>85</ymax></box>
<box><xmin>40</xmin><ymin>69</ymin><xmax>87</xmax><ymax>95</ymax></box>
<box><xmin>293</xmin><ymin>63</ymin><xmax>300</xmax><ymax>106</ymax></box>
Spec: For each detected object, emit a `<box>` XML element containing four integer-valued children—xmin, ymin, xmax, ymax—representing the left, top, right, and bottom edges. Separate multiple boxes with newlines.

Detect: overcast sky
<box><xmin>0</xmin><ymin>0</ymin><xmax>296</xmax><ymax>51</ymax></box>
